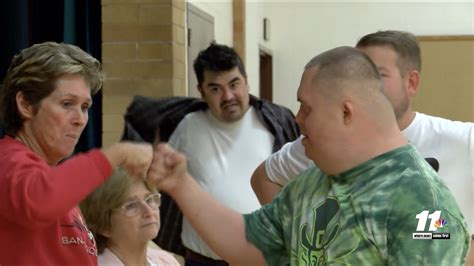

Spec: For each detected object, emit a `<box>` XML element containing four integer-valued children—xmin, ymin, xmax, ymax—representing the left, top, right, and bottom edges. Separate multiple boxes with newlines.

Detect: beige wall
<box><xmin>101</xmin><ymin>0</ymin><xmax>186</xmax><ymax>147</ymax></box>
<box><xmin>414</xmin><ymin>36</ymin><xmax>474</xmax><ymax>122</ymax></box>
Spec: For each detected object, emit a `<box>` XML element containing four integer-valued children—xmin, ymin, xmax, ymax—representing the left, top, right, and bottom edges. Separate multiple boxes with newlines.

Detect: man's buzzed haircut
<box><xmin>356</xmin><ymin>30</ymin><xmax>421</xmax><ymax>76</ymax></box>
<box><xmin>304</xmin><ymin>46</ymin><xmax>383</xmax><ymax>98</ymax></box>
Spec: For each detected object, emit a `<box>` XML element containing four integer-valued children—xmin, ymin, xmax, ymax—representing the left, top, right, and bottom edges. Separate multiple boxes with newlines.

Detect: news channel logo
<box><xmin>412</xmin><ymin>210</ymin><xmax>450</xmax><ymax>240</ymax></box>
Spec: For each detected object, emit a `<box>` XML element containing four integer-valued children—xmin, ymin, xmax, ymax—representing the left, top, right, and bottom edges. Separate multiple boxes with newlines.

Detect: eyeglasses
<box><xmin>116</xmin><ymin>193</ymin><xmax>161</xmax><ymax>217</ymax></box>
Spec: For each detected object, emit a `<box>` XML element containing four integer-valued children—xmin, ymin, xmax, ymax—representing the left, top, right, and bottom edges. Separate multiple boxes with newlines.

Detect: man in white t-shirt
<box><xmin>169</xmin><ymin>43</ymin><xmax>299</xmax><ymax>265</ymax></box>
<box><xmin>251</xmin><ymin>30</ymin><xmax>474</xmax><ymax>261</ymax></box>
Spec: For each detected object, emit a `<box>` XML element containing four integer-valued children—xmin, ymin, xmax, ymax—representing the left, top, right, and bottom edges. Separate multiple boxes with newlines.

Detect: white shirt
<box><xmin>169</xmin><ymin>107</ymin><xmax>274</xmax><ymax>259</ymax></box>
<box><xmin>266</xmin><ymin>112</ymin><xmax>474</xmax><ymax>232</ymax></box>
<box><xmin>404</xmin><ymin>112</ymin><xmax>474</xmax><ymax>232</ymax></box>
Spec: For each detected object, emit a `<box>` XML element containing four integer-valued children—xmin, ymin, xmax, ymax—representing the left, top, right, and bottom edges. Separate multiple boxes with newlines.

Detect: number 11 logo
<box><xmin>415</xmin><ymin>210</ymin><xmax>441</xmax><ymax>231</ymax></box>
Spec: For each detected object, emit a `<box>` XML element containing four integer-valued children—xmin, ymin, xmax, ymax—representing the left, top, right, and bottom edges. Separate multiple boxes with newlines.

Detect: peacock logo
<box><xmin>434</xmin><ymin>219</ymin><xmax>448</xmax><ymax>229</ymax></box>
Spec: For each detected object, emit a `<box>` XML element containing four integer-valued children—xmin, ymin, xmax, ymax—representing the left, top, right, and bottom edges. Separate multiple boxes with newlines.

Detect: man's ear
<box><xmin>16</xmin><ymin>91</ymin><xmax>34</xmax><ymax>119</ymax></box>
<box><xmin>406</xmin><ymin>70</ymin><xmax>420</xmax><ymax>97</ymax></box>
<box><xmin>342</xmin><ymin>100</ymin><xmax>354</xmax><ymax>125</ymax></box>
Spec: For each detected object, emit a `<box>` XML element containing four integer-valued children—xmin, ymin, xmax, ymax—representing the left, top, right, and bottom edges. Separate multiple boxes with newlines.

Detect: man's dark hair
<box><xmin>193</xmin><ymin>43</ymin><xmax>247</xmax><ymax>86</ymax></box>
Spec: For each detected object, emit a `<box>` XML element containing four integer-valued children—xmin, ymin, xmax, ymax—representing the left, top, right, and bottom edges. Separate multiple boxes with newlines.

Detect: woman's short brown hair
<box><xmin>1</xmin><ymin>42</ymin><xmax>104</xmax><ymax>136</ymax></box>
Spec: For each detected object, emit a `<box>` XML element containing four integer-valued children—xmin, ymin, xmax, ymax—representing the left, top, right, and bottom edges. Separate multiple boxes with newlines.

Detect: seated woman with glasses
<box><xmin>80</xmin><ymin>168</ymin><xmax>179</xmax><ymax>265</ymax></box>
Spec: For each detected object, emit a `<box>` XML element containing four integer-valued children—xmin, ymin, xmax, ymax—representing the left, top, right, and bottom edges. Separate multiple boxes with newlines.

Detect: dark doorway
<box><xmin>259</xmin><ymin>50</ymin><xmax>273</xmax><ymax>102</ymax></box>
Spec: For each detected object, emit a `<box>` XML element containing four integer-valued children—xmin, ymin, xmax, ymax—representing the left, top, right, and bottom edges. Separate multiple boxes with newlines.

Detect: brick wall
<box><xmin>101</xmin><ymin>0</ymin><xmax>186</xmax><ymax>147</ymax></box>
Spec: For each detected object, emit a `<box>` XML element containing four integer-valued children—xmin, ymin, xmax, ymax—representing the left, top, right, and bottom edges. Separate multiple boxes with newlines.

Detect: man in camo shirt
<box><xmin>148</xmin><ymin>46</ymin><xmax>470</xmax><ymax>265</ymax></box>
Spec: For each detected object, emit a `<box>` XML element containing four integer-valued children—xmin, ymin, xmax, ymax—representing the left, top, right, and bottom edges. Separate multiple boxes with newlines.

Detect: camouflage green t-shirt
<box><xmin>244</xmin><ymin>144</ymin><xmax>470</xmax><ymax>265</ymax></box>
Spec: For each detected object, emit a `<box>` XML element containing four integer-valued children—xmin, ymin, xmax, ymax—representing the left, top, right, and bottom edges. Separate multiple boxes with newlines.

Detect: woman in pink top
<box><xmin>81</xmin><ymin>168</ymin><xmax>180</xmax><ymax>266</ymax></box>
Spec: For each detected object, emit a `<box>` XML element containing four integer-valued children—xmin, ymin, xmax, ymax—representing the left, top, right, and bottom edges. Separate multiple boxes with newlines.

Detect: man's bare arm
<box><xmin>251</xmin><ymin>162</ymin><xmax>283</xmax><ymax>205</ymax></box>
